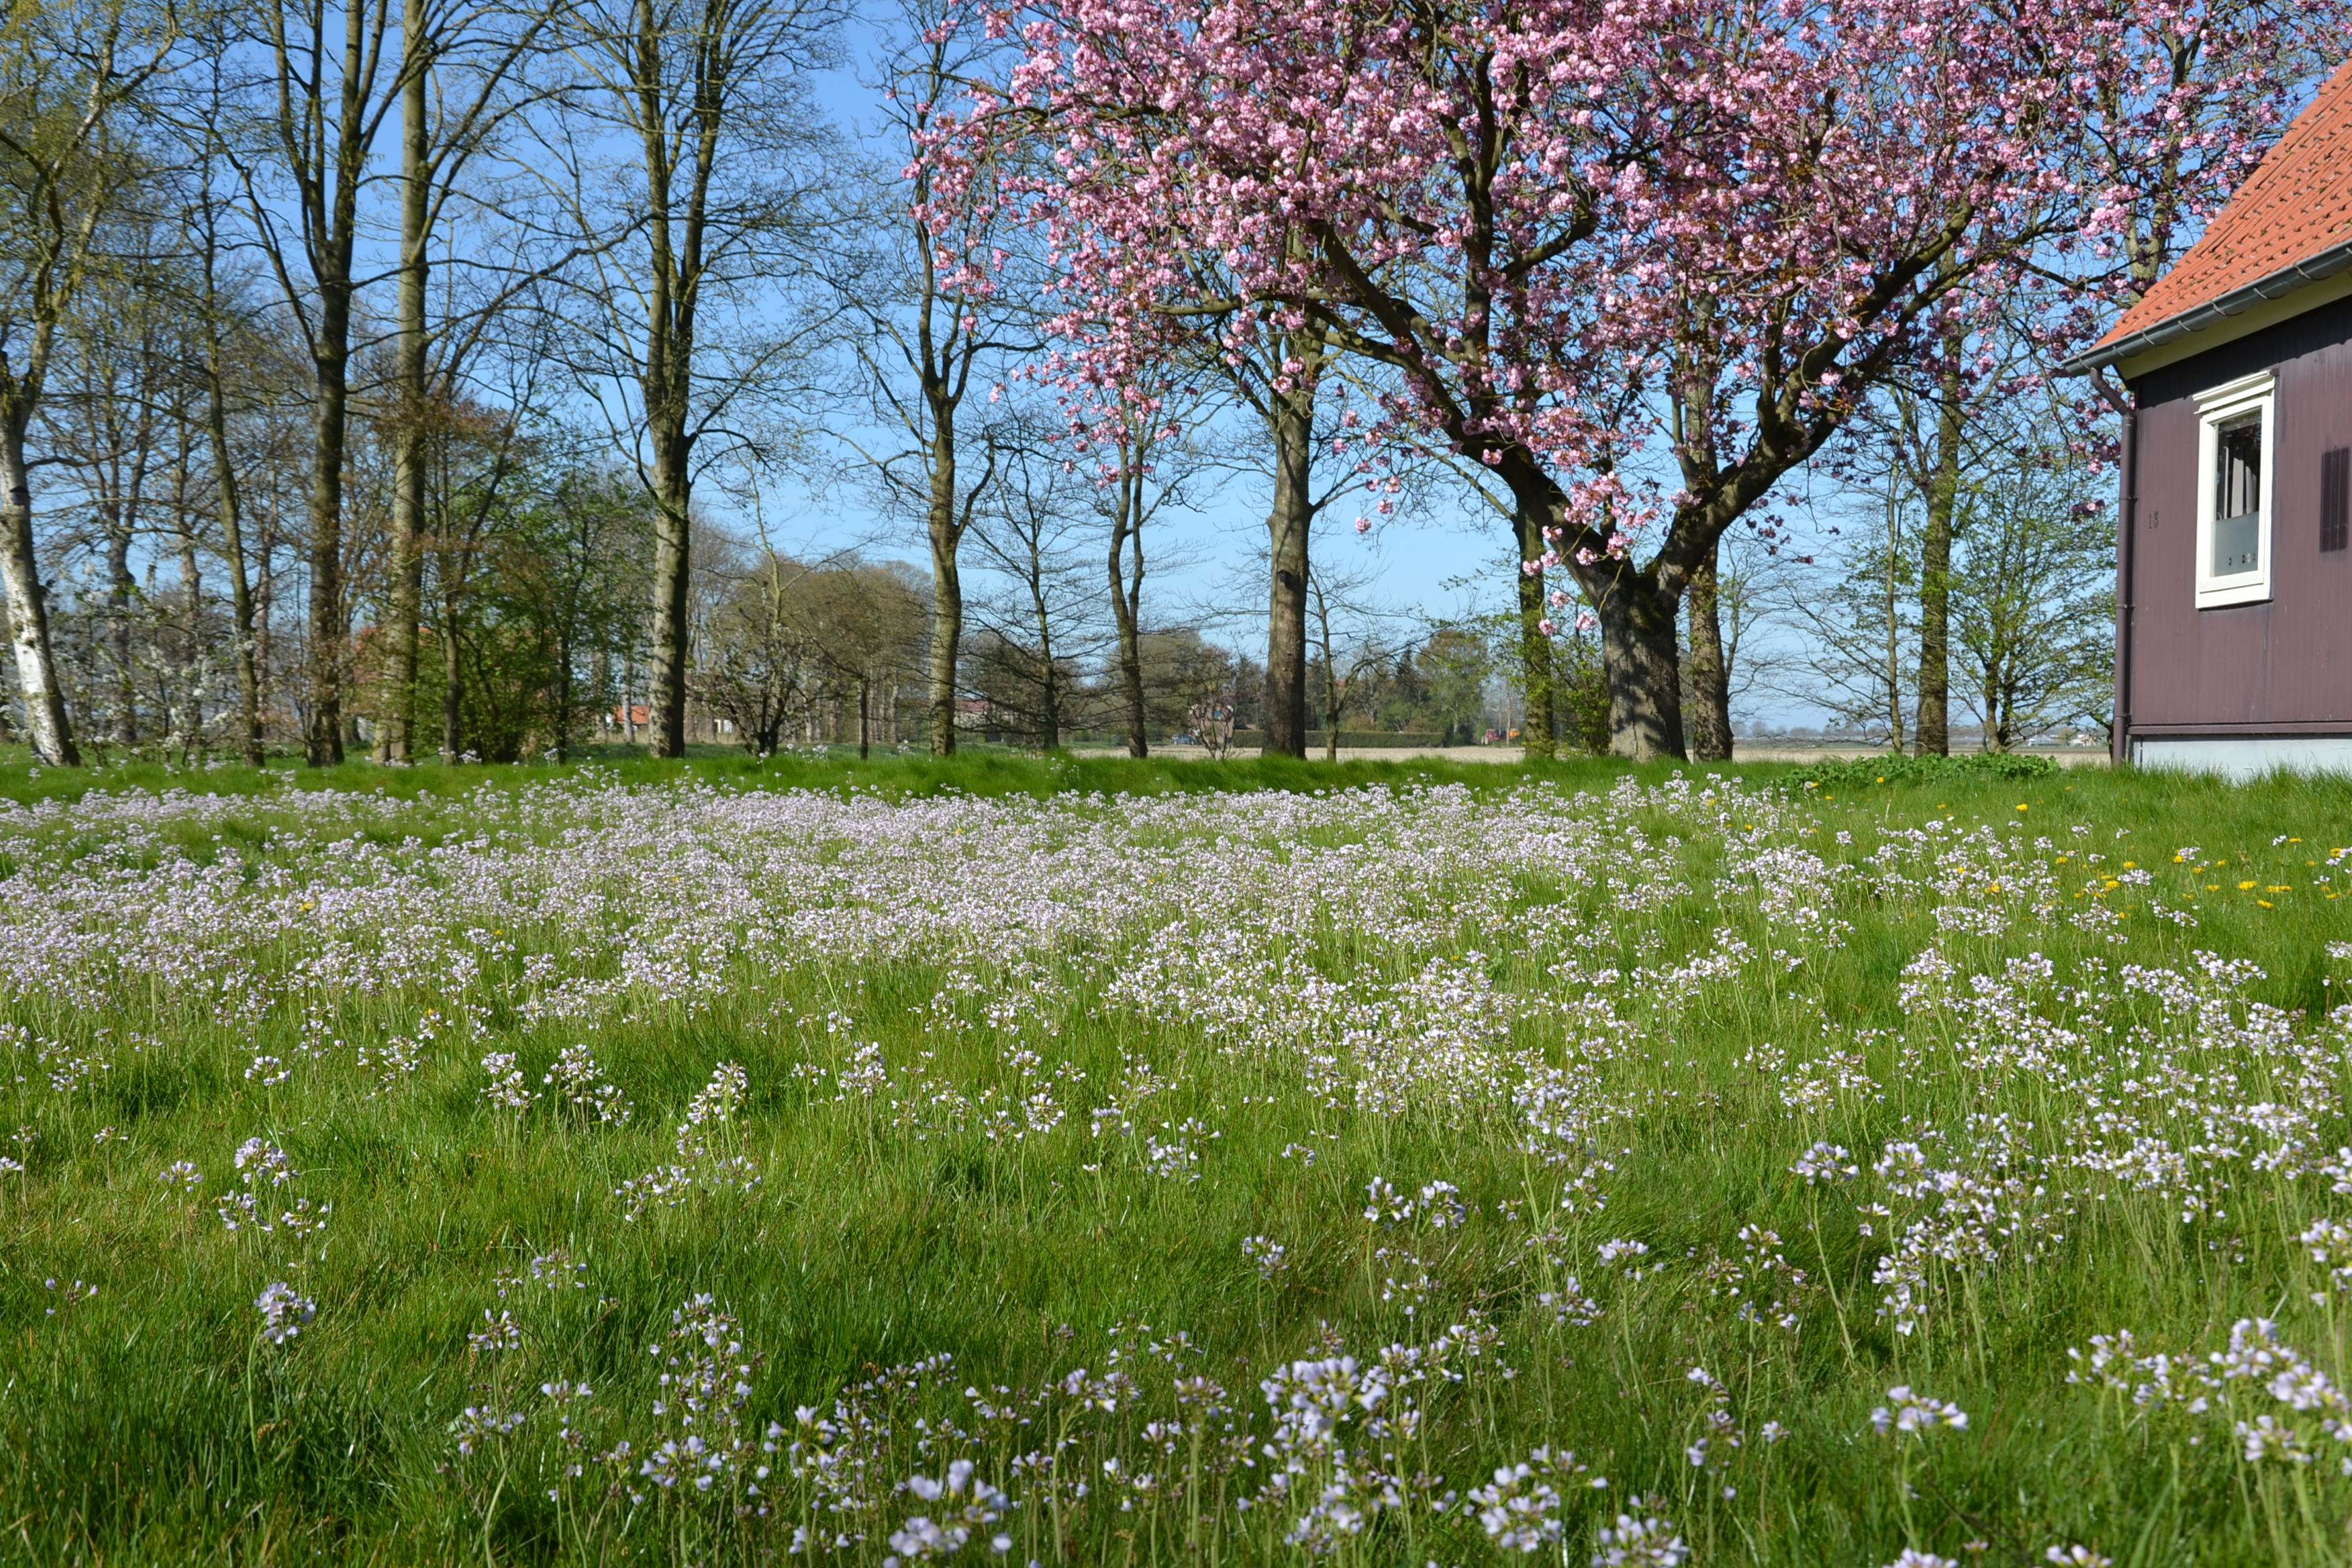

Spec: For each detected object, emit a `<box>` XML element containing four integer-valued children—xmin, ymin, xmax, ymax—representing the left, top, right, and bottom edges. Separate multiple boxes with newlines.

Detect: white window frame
<box><xmin>2194</xmin><ymin>370</ymin><xmax>2276</xmax><ymax>609</ymax></box>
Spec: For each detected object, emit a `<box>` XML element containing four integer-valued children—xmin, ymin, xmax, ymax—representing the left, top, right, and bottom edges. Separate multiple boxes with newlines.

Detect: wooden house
<box><xmin>2070</xmin><ymin>59</ymin><xmax>2352</xmax><ymax>776</ymax></box>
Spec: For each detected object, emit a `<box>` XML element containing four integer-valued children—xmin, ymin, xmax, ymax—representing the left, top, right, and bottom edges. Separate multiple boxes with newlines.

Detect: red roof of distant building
<box><xmin>2092</xmin><ymin>56</ymin><xmax>2352</xmax><ymax>359</ymax></box>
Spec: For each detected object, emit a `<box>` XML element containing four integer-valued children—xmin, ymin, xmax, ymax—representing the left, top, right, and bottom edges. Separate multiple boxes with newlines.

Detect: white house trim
<box><xmin>2193</xmin><ymin>370</ymin><xmax>2277</xmax><ymax>609</ymax></box>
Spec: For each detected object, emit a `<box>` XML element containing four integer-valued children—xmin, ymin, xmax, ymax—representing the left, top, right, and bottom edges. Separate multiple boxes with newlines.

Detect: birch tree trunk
<box><xmin>924</xmin><ymin>414</ymin><xmax>962</xmax><ymax>755</ymax></box>
<box><xmin>0</xmin><ymin>3</ymin><xmax>173</xmax><ymax>766</ymax></box>
<box><xmin>0</xmin><ymin>422</ymin><xmax>78</xmax><ymax>765</ymax></box>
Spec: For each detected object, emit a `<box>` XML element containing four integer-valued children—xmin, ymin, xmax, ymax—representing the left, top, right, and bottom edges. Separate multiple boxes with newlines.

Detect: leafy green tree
<box><xmin>1416</xmin><ymin>623</ymin><xmax>1492</xmax><ymax>744</ymax></box>
<box><xmin>1949</xmin><ymin>444</ymin><xmax>2113</xmax><ymax>750</ymax></box>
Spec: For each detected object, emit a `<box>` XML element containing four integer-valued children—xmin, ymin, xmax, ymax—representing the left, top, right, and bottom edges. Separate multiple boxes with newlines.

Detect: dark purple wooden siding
<box><xmin>2123</xmin><ymin>293</ymin><xmax>2352</xmax><ymax>738</ymax></box>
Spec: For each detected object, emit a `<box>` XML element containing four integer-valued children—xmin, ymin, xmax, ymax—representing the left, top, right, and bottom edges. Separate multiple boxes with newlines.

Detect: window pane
<box><xmin>2215</xmin><ymin>511</ymin><xmax>2261</xmax><ymax>576</ymax></box>
<box><xmin>2213</xmin><ymin>412</ymin><xmax>2261</xmax><ymax>576</ymax></box>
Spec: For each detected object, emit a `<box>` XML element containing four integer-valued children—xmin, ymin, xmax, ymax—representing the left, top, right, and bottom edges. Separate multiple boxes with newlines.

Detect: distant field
<box><xmin>3</xmin><ymin>751</ymin><xmax>2351</xmax><ymax>1565</ymax></box>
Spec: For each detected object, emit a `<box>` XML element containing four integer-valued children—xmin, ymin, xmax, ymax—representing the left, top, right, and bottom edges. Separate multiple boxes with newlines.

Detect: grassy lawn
<box><xmin>3</xmin><ymin>749</ymin><xmax>2351</xmax><ymax>1565</ymax></box>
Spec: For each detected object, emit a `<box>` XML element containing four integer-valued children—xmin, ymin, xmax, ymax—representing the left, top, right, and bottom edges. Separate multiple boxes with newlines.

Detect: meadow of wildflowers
<box><xmin>5</xmin><ymin>753</ymin><xmax>2352</xmax><ymax>1565</ymax></box>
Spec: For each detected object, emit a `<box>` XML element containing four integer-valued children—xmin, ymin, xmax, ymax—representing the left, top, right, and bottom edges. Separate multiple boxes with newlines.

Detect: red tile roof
<box><xmin>2093</xmin><ymin>56</ymin><xmax>2352</xmax><ymax>356</ymax></box>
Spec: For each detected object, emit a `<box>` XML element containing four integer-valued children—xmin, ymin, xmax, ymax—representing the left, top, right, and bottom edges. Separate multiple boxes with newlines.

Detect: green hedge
<box><xmin>1228</xmin><ymin>730</ymin><xmax>1475</xmax><ymax>751</ymax></box>
<box><xmin>1793</xmin><ymin>751</ymin><xmax>2062</xmax><ymax>789</ymax></box>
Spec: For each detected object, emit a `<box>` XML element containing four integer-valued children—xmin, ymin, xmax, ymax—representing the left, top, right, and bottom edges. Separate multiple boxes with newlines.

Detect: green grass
<box><xmin>3</xmin><ymin>751</ymin><xmax>2352</xmax><ymax>1565</ymax></box>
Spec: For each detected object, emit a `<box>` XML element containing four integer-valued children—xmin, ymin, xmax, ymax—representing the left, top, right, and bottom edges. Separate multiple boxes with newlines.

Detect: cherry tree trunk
<box><xmin>1685</xmin><ymin>543</ymin><xmax>1731</xmax><ymax>762</ymax></box>
<box><xmin>1261</xmin><ymin>392</ymin><xmax>1312</xmax><ymax>758</ymax></box>
<box><xmin>1914</xmin><ymin>368</ymin><xmax>1964</xmax><ymax>757</ymax></box>
<box><xmin>1513</xmin><ymin>506</ymin><xmax>1556</xmax><ymax>760</ymax></box>
<box><xmin>1108</xmin><ymin>522</ymin><xmax>1147</xmax><ymax>757</ymax></box>
<box><xmin>1596</xmin><ymin>579</ymin><xmax>1686</xmax><ymax>762</ymax></box>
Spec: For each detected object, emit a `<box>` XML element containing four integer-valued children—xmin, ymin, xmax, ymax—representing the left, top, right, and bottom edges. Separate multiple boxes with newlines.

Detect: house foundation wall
<box><xmin>2132</xmin><ymin>734</ymin><xmax>2352</xmax><ymax>780</ymax></box>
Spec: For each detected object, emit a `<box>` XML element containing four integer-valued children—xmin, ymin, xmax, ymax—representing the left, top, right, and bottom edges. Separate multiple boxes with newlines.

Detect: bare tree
<box><xmin>43</xmin><ymin>262</ymin><xmax>170</xmax><ymax>748</ymax></box>
<box><xmin>1302</xmin><ymin>557</ymin><xmax>1403</xmax><ymax>764</ymax></box>
<box><xmin>693</xmin><ymin>537</ymin><xmax>813</xmax><ymax>754</ymax></box>
<box><xmin>800</xmin><ymin>560</ymin><xmax>925</xmax><ymax>757</ymax></box>
<box><xmin>1147</xmin><ymin>297</ymin><xmax>1364</xmax><ymax>759</ymax></box>
<box><xmin>218</xmin><ymin>0</ymin><xmax>412</xmax><ymax>764</ymax></box>
<box><xmin>1680</xmin><ymin>523</ymin><xmax>1780</xmax><ymax>747</ymax></box>
<box><xmin>376</xmin><ymin>0</ymin><xmax>553</xmax><ymax>762</ymax></box>
<box><xmin>700</xmin><ymin>546</ymin><xmax>926</xmax><ymax>755</ymax></box>
<box><xmin>966</xmin><ymin>431</ymin><xmax>1105</xmax><ymax>749</ymax></box>
<box><xmin>538</xmin><ymin>0</ymin><xmax>840</xmax><ymax>757</ymax></box>
<box><xmin>1086</xmin><ymin>375</ymin><xmax>1207</xmax><ymax>757</ymax></box>
<box><xmin>1186</xmin><ymin>314</ymin><xmax>1344</xmax><ymax>761</ymax></box>
<box><xmin>1387</xmin><ymin>437</ymin><xmax>1568</xmax><ymax>759</ymax></box>
<box><xmin>184</xmin><ymin>106</ymin><xmax>269</xmax><ymax>764</ymax></box>
<box><xmin>824</xmin><ymin>0</ymin><xmax>1039</xmax><ymax>757</ymax></box>
<box><xmin>1770</xmin><ymin>476</ymin><xmax>1915</xmax><ymax>748</ymax></box>
<box><xmin>0</xmin><ymin>0</ymin><xmax>174</xmax><ymax>764</ymax></box>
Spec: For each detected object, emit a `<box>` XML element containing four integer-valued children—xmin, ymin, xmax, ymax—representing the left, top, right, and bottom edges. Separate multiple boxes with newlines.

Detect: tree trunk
<box><xmin>1030</xmin><ymin>578</ymin><xmax>1059</xmax><ymax>749</ymax></box>
<box><xmin>304</xmin><ymin>334</ymin><xmax>350</xmax><ymax>767</ymax></box>
<box><xmin>1593</xmin><ymin>577</ymin><xmax>1686</xmax><ymax>762</ymax></box>
<box><xmin>199</xmin><ymin>216</ymin><xmax>264</xmax><ymax>767</ymax></box>
<box><xmin>104</xmin><ymin>502</ymin><xmax>139</xmax><ymax>747</ymax></box>
<box><xmin>1684</xmin><ymin>540</ymin><xmax>1731</xmax><ymax>762</ymax></box>
<box><xmin>169</xmin><ymin>428</ymin><xmax>206</xmax><ymax>760</ymax></box>
<box><xmin>1881</xmin><ymin>480</ymin><xmax>1908</xmax><ymax>751</ymax></box>
<box><xmin>553</xmin><ymin>629</ymin><xmax>572</xmax><ymax>762</ymax></box>
<box><xmin>291</xmin><ymin>0</ymin><xmax>378</xmax><ymax>770</ymax></box>
<box><xmin>382</xmin><ymin>9</ymin><xmax>429</xmax><ymax>764</ymax></box>
<box><xmin>925</xmin><ymin>420</ymin><xmax>961</xmax><ymax>756</ymax></box>
<box><xmin>0</xmin><ymin>423</ymin><xmax>78</xmax><ymax>765</ymax></box>
<box><xmin>176</xmin><ymin>542</ymin><xmax>203</xmax><ymax>758</ymax></box>
<box><xmin>1512</xmin><ymin>506</ymin><xmax>1556</xmax><ymax>760</ymax></box>
<box><xmin>442</xmin><ymin>592</ymin><xmax>463</xmax><ymax>760</ymax></box>
<box><xmin>631</xmin><ymin>0</ymin><xmax>700</xmax><ymax>764</ymax></box>
<box><xmin>1914</xmin><ymin>364</ymin><xmax>1963</xmax><ymax>757</ymax></box>
<box><xmin>646</xmin><ymin>436</ymin><xmax>692</xmax><ymax>758</ymax></box>
<box><xmin>211</xmin><ymin>416</ymin><xmax>264</xmax><ymax>766</ymax></box>
<box><xmin>858</xmin><ymin>675</ymin><xmax>869</xmax><ymax>760</ymax></box>
<box><xmin>1263</xmin><ymin>388</ymin><xmax>1312</xmax><ymax>759</ymax></box>
<box><xmin>1108</xmin><ymin>483</ymin><xmax>1147</xmax><ymax>757</ymax></box>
